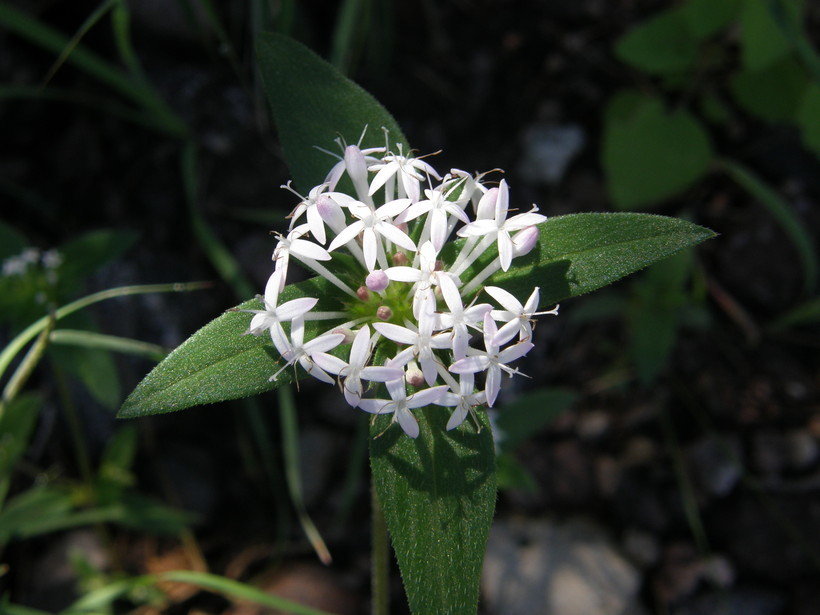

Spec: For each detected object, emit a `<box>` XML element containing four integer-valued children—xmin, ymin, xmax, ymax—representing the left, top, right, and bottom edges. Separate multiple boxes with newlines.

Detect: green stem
<box><xmin>371</xmin><ymin>479</ymin><xmax>390</xmax><ymax>615</ymax></box>
<box><xmin>0</xmin><ymin>281</ymin><xmax>212</xmax><ymax>385</ymax></box>
<box><xmin>1</xmin><ymin>314</ymin><xmax>55</xmax><ymax>407</ymax></box>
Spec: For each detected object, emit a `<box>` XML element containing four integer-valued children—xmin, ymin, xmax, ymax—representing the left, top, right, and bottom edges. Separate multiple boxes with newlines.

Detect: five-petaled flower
<box><xmin>244</xmin><ymin>131</ymin><xmax>558</xmax><ymax>438</ymax></box>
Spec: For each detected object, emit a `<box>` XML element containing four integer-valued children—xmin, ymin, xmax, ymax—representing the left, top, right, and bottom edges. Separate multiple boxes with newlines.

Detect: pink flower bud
<box><xmin>357</xmin><ymin>286</ymin><xmax>369</xmax><ymax>301</ymax></box>
<box><xmin>366</xmin><ymin>270</ymin><xmax>389</xmax><ymax>292</ymax></box>
<box><xmin>376</xmin><ymin>306</ymin><xmax>392</xmax><ymax>321</ymax></box>
<box><xmin>391</xmin><ymin>252</ymin><xmax>408</xmax><ymax>266</ymax></box>
<box><xmin>331</xmin><ymin>327</ymin><xmax>356</xmax><ymax>344</ymax></box>
<box><xmin>513</xmin><ymin>226</ymin><xmax>539</xmax><ymax>257</ymax></box>
<box><xmin>405</xmin><ymin>362</ymin><xmax>425</xmax><ymax>388</ymax></box>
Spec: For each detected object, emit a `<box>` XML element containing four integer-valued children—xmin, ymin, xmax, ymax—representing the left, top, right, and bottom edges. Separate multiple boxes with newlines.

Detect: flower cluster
<box><xmin>246</xmin><ymin>132</ymin><xmax>558</xmax><ymax>438</ymax></box>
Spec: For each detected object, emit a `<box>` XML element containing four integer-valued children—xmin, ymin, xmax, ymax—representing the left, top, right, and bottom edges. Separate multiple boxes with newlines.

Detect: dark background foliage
<box><xmin>1</xmin><ymin>1</ymin><xmax>818</xmax><ymax>614</ymax></box>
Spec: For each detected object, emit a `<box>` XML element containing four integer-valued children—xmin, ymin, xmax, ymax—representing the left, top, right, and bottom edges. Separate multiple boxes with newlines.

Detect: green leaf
<box><xmin>679</xmin><ymin>0</ymin><xmax>742</xmax><ymax>39</ymax></box>
<box><xmin>615</xmin><ymin>7</ymin><xmax>700</xmax><ymax>75</ymax></box>
<box><xmin>729</xmin><ymin>56</ymin><xmax>809</xmax><ymax>122</ymax></box>
<box><xmin>0</xmin><ymin>393</ymin><xmax>43</xmax><ymax>480</ymax></box>
<box><xmin>370</xmin><ymin>407</ymin><xmax>496</xmax><ymax>615</ymax></box>
<box><xmin>488</xmin><ymin>213</ymin><xmax>716</xmax><ymax>307</ymax></box>
<box><xmin>120</xmin><ymin>214</ymin><xmax>713</xmax><ymax>418</ymax></box>
<box><xmin>255</xmin><ymin>32</ymin><xmax>408</xmax><ymax>193</ymax></box>
<box><xmin>117</xmin><ymin>277</ymin><xmax>346</xmax><ymax>418</ymax></box>
<box><xmin>494</xmin><ymin>388</ymin><xmax>576</xmax><ymax>454</ymax></box>
<box><xmin>602</xmin><ymin>93</ymin><xmax>713</xmax><ymax>209</ymax></box>
<box><xmin>720</xmin><ymin>158</ymin><xmax>817</xmax><ymax>294</ymax></box>
<box><xmin>627</xmin><ymin>250</ymin><xmax>696</xmax><ymax>384</ymax></box>
<box><xmin>796</xmin><ymin>83</ymin><xmax>820</xmax><ymax>157</ymax></box>
<box><xmin>740</xmin><ymin>0</ymin><xmax>803</xmax><ymax>71</ymax></box>
<box><xmin>0</xmin><ymin>220</ymin><xmax>27</xmax><ymax>259</ymax></box>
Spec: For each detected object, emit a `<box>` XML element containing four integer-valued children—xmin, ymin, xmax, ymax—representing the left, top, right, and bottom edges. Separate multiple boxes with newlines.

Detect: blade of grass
<box><xmin>720</xmin><ymin>158</ymin><xmax>817</xmax><ymax>295</ymax></box>
<box><xmin>0</xmin><ymin>282</ymin><xmax>212</xmax><ymax>389</ymax></box>
<box><xmin>39</xmin><ymin>0</ymin><xmax>117</xmax><ymax>88</ymax></box>
<box><xmin>0</xmin><ymin>3</ymin><xmax>187</xmax><ymax>137</ymax></box>
<box><xmin>277</xmin><ymin>385</ymin><xmax>332</xmax><ymax>565</ymax></box>
<box><xmin>181</xmin><ymin>141</ymin><xmax>256</xmax><ymax>300</ymax></box>
<box><xmin>48</xmin><ymin>329</ymin><xmax>168</xmax><ymax>361</ymax></box>
<box><xmin>160</xmin><ymin>570</ymin><xmax>337</xmax><ymax>615</ymax></box>
<box><xmin>1</xmin><ymin>315</ymin><xmax>54</xmax><ymax>407</ymax></box>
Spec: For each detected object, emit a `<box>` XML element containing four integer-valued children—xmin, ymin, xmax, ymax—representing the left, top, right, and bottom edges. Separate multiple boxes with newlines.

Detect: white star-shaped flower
<box><xmin>327</xmin><ymin>198</ymin><xmax>415</xmax><ymax>271</ymax></box>
<box><xmin>449</xmin><ymin>312</ymin><xmax>534</xmax><ymax>407</ymax></box>
<box><xmin>485</xmin><ymin>286</ymin><xmax>559</xmax><ymax>346</ymax></box>
<box><xmin>357</xmin><ymin>378</ymin><xmax>449</xmax><ymax>438</ymax></box>
<box><xmin>457</xmin><ymin>179</ymin><xmax>547</xmax><ymax>271</ymax></box>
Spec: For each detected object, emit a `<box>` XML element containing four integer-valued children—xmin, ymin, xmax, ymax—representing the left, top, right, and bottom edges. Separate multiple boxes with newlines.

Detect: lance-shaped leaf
<box><xmin>468</xmin><ymin>212</ymin><xmax>716</xmax><ymax>306</ymax></box>
<box><xmin>370</xmin><ymin>407</ymin><xmax>496</xmax><ymax>615</ymax></box>
<box><xmin>117</xmin><ymin>278</ymin><xmax>347</xmax><ymax>418</ymax></box>
<box><xmin>255</xmin><ymin>32</ymin><xmax>408</xmax><ymax>192</ymax></box>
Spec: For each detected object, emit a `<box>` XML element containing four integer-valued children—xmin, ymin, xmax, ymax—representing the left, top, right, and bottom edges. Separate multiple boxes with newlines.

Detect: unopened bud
<box><xmin>405</xmin><ymin>361</ymin><xmax>425</xmax><ymax>388</ymax></box>
<box><xmin>512</xmin><ymin>226</ymin><xmax>539</xmax><ymax>257</ymax></box>
<box><xmin>391</xmin><ymin>252</ymin><xmax>408</xmax><ymax>266</ymax></box>
<box><xmin>357</xmin><ymin>286</ymin><xmax>369</xmax><ymax>301</ymax></box>
<box><xmin>376</xmin><ymin>305</ymin><xmax>393</xmax><ymax>321</ymax></box>
<box><xmin>332</xmin><ymin>327</ymin><xmax>356</xmax><ymax>344</ymax></box>
<box><xmin>366</xmin><ymin>270</ymin><xmax>389</xmax><ymax>292</ymax></box>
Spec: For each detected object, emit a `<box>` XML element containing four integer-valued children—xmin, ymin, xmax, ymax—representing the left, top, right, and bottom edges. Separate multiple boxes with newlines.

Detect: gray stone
<box><xmin>482</xmin><ymin>518</ymin><xmax>646</xmax><ymax>615</ymax></box>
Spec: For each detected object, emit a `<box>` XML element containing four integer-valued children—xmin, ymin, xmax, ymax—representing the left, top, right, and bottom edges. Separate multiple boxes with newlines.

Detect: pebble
<box><xmin>482</xmin><ymin>518</ymin><xmax>645</xmax><ymax>615</ymax></box>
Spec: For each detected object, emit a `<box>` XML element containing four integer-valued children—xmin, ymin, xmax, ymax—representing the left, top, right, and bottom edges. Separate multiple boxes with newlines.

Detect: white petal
<box><xmin>306</xmin><ymin>206</ymin><xmax>327</xmax><ymax>245</ymax></box>
<box><xmin>311</xmin><ymin>352</ymin><xmax>347</xmax><ymax>375</ymax></box>
<box><xmin>358</xmin><ymin>398</ymin><xmax>393</xmax><ymax>414</ymax></box>
<box><xmin>449</xmin><ymin>355</ymin><xmax>490</xmax><ymax>374</ymax></box>
<box><xmin>498</xmin><ymin>232</ymin><xmax>514</xmax><ymax>271</ymax></box>
<box><xmin>362</xmin><ymin>228</ymin><xmax>378</xmax><ymax>271</ymax></box>
<box><xmin>304</xmin><ymin>332</ymin><xmax>346</xmax><ymax>354</ymax></box>
<box><xmin>396</xmin><ymin>407</ymin><xmax>420</xmax><ymax>438</ymax></box>
<box><xmin>384</xmin><ymin>266</ymin><xmax>422</xmax><ymax>283</ymax></box>
<box><xmin>276</xmin><ymin>297</ymin><xmax>318</xmax><ymax>321</ymax></box>
<box><xmin>457</xmin><ymin>219</ymin><xmax>497</xmax><ymax>238</ymax></box>
<box><xmin>377</xmin><ymin>222</ymin><xmax>417</xmax><ymax>252</ymax></box>
<box><xmin>328</xmin><ymin>221</ymin><xmax>363</xmax><ymax>252</ymax></box>
<box><xmin>349</xmin><ymin>325</ymin><xmax>372</xmax><ymax>368</ymax></box>
<box><xmin>446</xmin><ymin>405</ymin><xmax>469</xmax><ymax>431</ymax></box>
<box><xmin>438</xmin><ymin>274</ymin><xmax>463</xmax><ymax>314</ymax></box>
<box><xmin>484</xmin><ymin>286</ymin><xmax>523</xmax><ymax>313</ymax></box>
<box><xmin>498</xmin><ymin>341</ymin><xmax>535</xmax><ymax>364</ymax></box>
<box><xmin>485</xmin><ymin>365</ymin><xmax>501</xmax><ymax>407</ymax></box>
<box><xmin>407</xmin><ymin>385</ymin><xmax>449</xmax><ymax>409</ymax></box>
<box><xmin>360</xmin><ymin>365</ymin><xmax>405</xmax><ymax>382</ymax></box>
<box><xmin>372</xmin><ymin>322</ymin><xmax>418</xmax><ymax>346</ymax></box>
<box><xmin>290</xmin><ymin>238</ymin><xmax>331</xmax><ymax>262</ymax></box>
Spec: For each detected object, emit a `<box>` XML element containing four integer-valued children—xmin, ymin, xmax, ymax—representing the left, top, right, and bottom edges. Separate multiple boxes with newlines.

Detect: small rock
<box><xmin>673</xmin><ymin>587</ymin><xmax>784</xmax><ymax>615</ymax></box>
<box><xmin>518</xmin><ymin>123</ymin><xmax>586</xmax><ymax>184</ymax></box>
<box><xmin>686</xmin><ymin>435</ymin><xmax>743</xmax><ymax>497</ymax></box>
<box><xmin>482</xmin><ymin>518</ymin><xmax>645</xmax><ymax>615</ymax></box>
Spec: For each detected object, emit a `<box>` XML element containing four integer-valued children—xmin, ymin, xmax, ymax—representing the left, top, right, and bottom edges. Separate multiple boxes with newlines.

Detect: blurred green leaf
<box><xmin>370</xmin><ymin>407</ymin><xmax>496</xmax><ymax>615</ymax></box>
<box><xmin>796</xmin><ymin>83</ymin><xmax>820</xmax><ymax>156</ymax></box>
<box><xmin>602</xmin><ymin>93</ymin><xmax>713</xmax><ymax>209</ymax></box>
<box><xmin>615</xmin><ymin>7</ymin><xmax>700</xmax><ymax>75</ymax></box>
<box><xmin>769</xmin><ymin>296</ymin><xmax>820</xmax><ymax>330</ymax></box>
<box><xmin>494</xmin><ymin>388</ymin><xmax>576</xmax><ymax>454</ymax></box>
<box><xmin>255</xmin><ymin>32</ymin><xmax>408</xmax><ymax>192</ymax></box>
<box><xmin>740</xmin><ymin>0</ymin><xmax>803</xmax><ymax>71</ymax></box>
<box><xmin>496</xmin><ymin>453</ymin><xmax>538</xmax><ymax>492</ymax></box>
<box><xmin>627</xmin><ymin>250</ymin><xmax>696</xmax><ymax>384</ymax></box>
<box><xmin>57</xmin><ymin>229</ymin><xmax>139</xmax><ymax>294</ymax></box>
<box><xmin>680</xmin><ymin>0</ymin><xmax>742</xmax><ymax>39</ymax></box>
<box><xmin>730</xmin><ymin>56</ymin><xmax>809</xmax><ymax>122</ymax></box>
<box><xmin>720</xmin><ymin>158</ymin><xmax>817</xmax><ymax>294</ymax></box>
<box><xmin>0</xmin><ymin>221</ymin><xmax>27</xmax><ymax>259</ymax></box>
<box><xmin>50</xmin><ymin>321</ymin><xmax>122</xmax><ymax>410</ymax></box>
<box><xmin>0</xmin><ymin>393</ymin><xmax>43</xmax><ymax>480</ymax></box>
